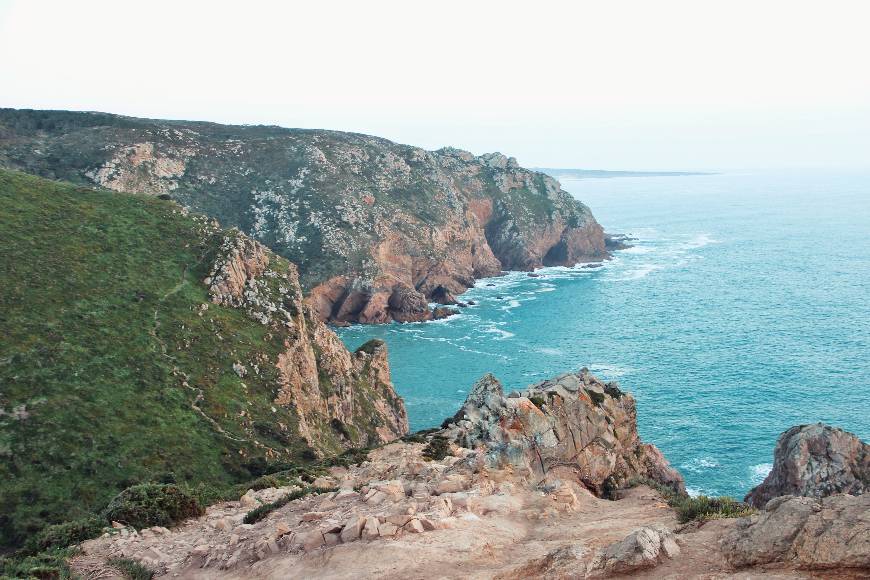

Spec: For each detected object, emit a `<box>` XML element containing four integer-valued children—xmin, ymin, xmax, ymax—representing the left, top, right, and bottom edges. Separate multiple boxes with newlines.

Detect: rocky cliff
<box><xmin>67</xmin><ymin>374</ymin><xmax>869</xmax><ymax>579</ymax></box>
<box><xmin>0</xmin><ymin>109</ymin><xmax>608</xmax><ymax>323</ymax></box>
<box><xmin>0</xmin><ymin>169</ymin><xmax>407</xmax><ymax>548</ymax></box>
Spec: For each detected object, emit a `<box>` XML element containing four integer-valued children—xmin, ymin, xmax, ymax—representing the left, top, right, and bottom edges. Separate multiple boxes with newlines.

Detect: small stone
<box><xmin>405</xmin><ymin>519</ymin><xmax>425</xmax><ymax>533</ymax></box>
<box><xmin>275</xmin><ymin>521</ymin><xmax>291</xmax><ymax>536</ymax></box>
<box><xmin>302</xmin><ymin>511</ymin><xmax>326</xmax><ymax>522</ymax></box>
<box><xmin>378</xmin><ymin>522</ymin><xmax>399</xmax><ymax>537</ymax></box>
<box><xmin>323</xmin><ymin>532</ymin><xmax>341</xmax><ymax>546</ymax></box>
<box><xmin>240</xmin><ymin>490</ymin><xmax>259</xmax><ymax>507</ymax></box>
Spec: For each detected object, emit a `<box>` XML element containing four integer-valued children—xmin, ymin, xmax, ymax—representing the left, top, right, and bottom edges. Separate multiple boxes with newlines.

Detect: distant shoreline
<box><xmin>535</xmin><ymin>168</ymin><xmax>716</xmax><ymax>179</ymax></box>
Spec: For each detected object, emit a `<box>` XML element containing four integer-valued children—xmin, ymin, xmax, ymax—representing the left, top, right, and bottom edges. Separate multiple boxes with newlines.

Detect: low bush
<box><xmin>108</xmin><ymin>557</ymin><xmax>154</xmax><ymax>580</ymax></box>
<box><xmin>27</xmin><ymin>516</ymin><xmax>105</xmax><ymax>553</ymax></box>
<box><xmin>0</xmin><ymin>548</ymin><xmax>75</xmax><ymax>579</ymax></box>
<box><xmin>421</xmin><ymin>435</ymin><xmax>451</xmax><ymax>461</ymax></box>
<box><xmin>623</xmin><ymin>477</ymin><xmax>755</xmax><ymax>523</ymax></box>
<box><xmin>243</xmin><ymin>486</ymin><xmax>337</xmax><ymax>525</ymax></box>
<box><xmin>672</xmin><ymin>495</ymin><xmax>755</xmax><ymax>523</ymax></box>
<box><xmin>102</xmin><ymin>484</ymin><xmax>203</xmax><ymax>529</ymax></box>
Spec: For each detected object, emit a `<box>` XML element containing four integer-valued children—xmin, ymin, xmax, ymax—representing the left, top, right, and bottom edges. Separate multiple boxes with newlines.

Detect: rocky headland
<box><xmin>0</xmin><ymin>108</ymin><xmax>609</xmax><ymax>324</ymax></box>
<box><xmin>68</xmin><ymin>373</ymin><xmax>870</xmax><ymax>579</ymax></box>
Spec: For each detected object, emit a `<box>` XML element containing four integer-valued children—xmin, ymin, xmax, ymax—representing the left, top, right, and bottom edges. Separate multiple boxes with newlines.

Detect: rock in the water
<box><xmin>723</xmin><ymin>493</ymin><xmax>870</xmax><ymax>570</ymax></box>
<box><xmin>745</xmin><ymin>423</ymin><xmax>869</xmax><ymax>508</ymax></box>
<box><xmin>588</xmin><ymin>524</ymin><xmax>680</xmax><ymax>576</ymax></box>
<box><xmin>441</xmin><ymin>369</ymin><xmax>685</xmax><ymax>495</ymax></box>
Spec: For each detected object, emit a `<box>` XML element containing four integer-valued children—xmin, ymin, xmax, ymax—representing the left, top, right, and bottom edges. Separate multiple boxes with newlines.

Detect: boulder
<box><xmin>745</xmin><ymin>423</ymin><xmax>869</xmax><ymax>508</ymax></box>
<box><xmin>588</xmin><ymin>524</ymin><xmax>680</xmax><ymax>576</ymax></box>
<box><xmin>723</xmin><ymin>493</ymin><xmax>870</xmax><ymax>570</ymax></box>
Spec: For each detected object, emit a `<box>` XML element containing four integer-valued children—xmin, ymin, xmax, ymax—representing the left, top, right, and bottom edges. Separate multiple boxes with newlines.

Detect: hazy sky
<box><xmin>2</xmin><ymin>1</ymin><xmax>869</xmax><ymax>170</ymax></box>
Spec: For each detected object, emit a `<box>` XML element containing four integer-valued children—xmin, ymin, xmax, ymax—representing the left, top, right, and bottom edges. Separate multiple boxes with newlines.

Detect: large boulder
<box><xmin>723</xmin><ymin>493</ymin><xmax>870</xmax><ymax>571</ymax></box>
<box><xmin>745</xmin><ymin>424</ymin><xmax>869</xmax><ymax>508</ymax></box>
<box><xmin>588</xmin><ymin>524</ymin><xmax>680</xmax><ymax>576</ymax></box>
<box><xmin>441</xmin><ymin>369</ymin><xmax>685</xmax><ymax>495</ymax></box>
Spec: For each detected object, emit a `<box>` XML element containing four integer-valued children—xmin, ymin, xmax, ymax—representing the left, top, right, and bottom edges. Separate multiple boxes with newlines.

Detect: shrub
<box><xmin>0</xmin><ymin>548</ymin><xmax>74</xmax><ymax>579</ymax></box>
<box><xmin>421</xmin><ymin>435</ymin><xmax>452</xmax><ymax>461</ymax></box>
<box><xmin>102</xmin><ymin>484</ymin><xmax>203</xmax><ymax>529</ymax></box>
<box><xmin>672</xmin><ymin>495</ymin><xmax>755</xmax><ymax>523</ymax></box>
<box><xmin>243</xmin><ymin>486</ymin><xmax>337</xmax><ymax>525</ymax></box>
<box><xmin>108</xmin><ymin>557</ymin><xmax>154</xmax><ymax>580</ymax></box>
<box><xmin>28</xmin><ymin>516</ymin><xmax>105</xmax><ymax>553</ymax></box>
<box><xmin>623</xmin><ymin>477</ymin><xmax>755</xmax><ymax>523</ymax></box>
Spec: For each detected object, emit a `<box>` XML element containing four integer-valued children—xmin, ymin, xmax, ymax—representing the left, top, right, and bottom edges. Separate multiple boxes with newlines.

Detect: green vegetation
<box><xmin>108</xmin><ymin>557</ymin><xmax>155</xmax><ymax>580</ymax></box>
<box><xmin>243</xmin><ymin>486</ymin><xmax>337</xmax><ymax>524</ymax></box>
<box><xmin>102</xmin><ymin>484</ymin><xmax>203</xmax><ymax>530</ymax></box>
<box><xmin>672</xmin><ymin>495</ymin><xmax>756</xmax><ymax>523</ymax></box>
<box><xmin>27</xmin><ymin>516</ymin><xmax>105</xmax><ymax>553</ymax></box>
<box><xmin>624</xmin><ymin>477</ymin><xmax>755</xmax><ymax>523</ymax></box>
<box><xmin>421</xmin><ymin>435</ymin><xmax>452</xmax><ymax>461</ymax></box>
<box><xmin>0</xmin><ymin>169</ymin><xmax>335</xmax><ymax>549</ymax></box>
<box><xmin>0</xmin><ymin>547</ymin><xmax>77</xmax><ymax>580</ymax></box>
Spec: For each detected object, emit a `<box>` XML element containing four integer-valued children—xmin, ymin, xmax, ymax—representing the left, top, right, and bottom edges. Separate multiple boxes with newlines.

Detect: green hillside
<box><xmin>0</xmin><ymin>169</ymin><xmax>401</xmax><ymax>548</ymax></box>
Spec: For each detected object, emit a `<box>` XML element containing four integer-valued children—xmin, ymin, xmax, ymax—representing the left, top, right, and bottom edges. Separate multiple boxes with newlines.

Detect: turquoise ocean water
<box><xmin>338</xmin><ymin>171</ymin><xmax>870</xmax><ymax>497</ymax></box>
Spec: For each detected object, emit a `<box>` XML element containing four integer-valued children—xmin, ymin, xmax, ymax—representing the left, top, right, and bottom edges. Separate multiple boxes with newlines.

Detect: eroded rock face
<box><xmin>205</xmin><ymin>230</ymin><xmax>409</xmax><ymax>454</ymax></box>
<box><xmin>723</xmin><ymin>494</ymin><xmax>870</xmax><ymax>571</ymax></box>
<box><xmin>0</xmin><ymin>109</ymin><xmax>609</xmax><ymax>323</ymax></box>
<box><xmin>745</xmin><ymin>423</ymin><xmax>869</xmax><ymax>508</ymax></box>
<box><xmin>441</xmin><ymin>369</ymin><xmax>685</xmax><ymax>495</ymax></box>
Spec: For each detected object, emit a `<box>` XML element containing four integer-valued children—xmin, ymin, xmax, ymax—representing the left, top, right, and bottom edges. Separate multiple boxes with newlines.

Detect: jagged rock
<box><xmin>745</xmin><ymin>423</ymin><xmax>869</xmax><ymax>507</ymax></box>
<box><xmin>205</xmin><ymin>231</ymin><xmax>408</xmax><ymax>453</ymax></box>
<box><xmin>441</xmin><ymin>370</ymin><xmax>685</xmax><ymax>495</ymax></box>
<box><xmin>723</xmin><ymin>493</ymin><xmax>870</xmax><ymax>570</ymax></box>
<box><xmin>587</xmin><ymin>524</ymin><xmax>680</xmax><ymax>576</ymax></box>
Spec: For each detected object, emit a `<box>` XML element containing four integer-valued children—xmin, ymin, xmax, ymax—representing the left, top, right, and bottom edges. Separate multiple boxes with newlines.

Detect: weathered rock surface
<box><xmin>587</xmin><ymin>524</ymin><xmax>680</xmax><ymax>576</ymax></box>
<box><xmin>723</xmin><ymin>493</ymin><xmax>870</xmax><ymax>571</ymax></box>
<box><xmin>69</xmin><ymin>372</ymin><xmax>867</xmax><ymax>579</ymax></box>
<box><xmin>0</xmin><ymin>108</ymin><xmax>609</xmax><ymax>323</ymax></box>
<box><xmin>745</xmin><ymin>423</ymin><xmax>869</xmax><ymax>508</ymax></box>
<box><xmin>441</xmin><ymin>369</ymin><xmax>686</xmax><ymax>495</ymax></box>
<box><xmin>204</xmin><ymin>230</ymin><xmax>409</xmax><ymax>453</ymax></box>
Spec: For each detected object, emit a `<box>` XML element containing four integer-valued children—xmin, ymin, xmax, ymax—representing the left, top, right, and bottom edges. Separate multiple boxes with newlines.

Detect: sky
<box><xmin>2</xmin><ymin>0</ymin><xmax>869</xmax><ymax>171</ymax></box>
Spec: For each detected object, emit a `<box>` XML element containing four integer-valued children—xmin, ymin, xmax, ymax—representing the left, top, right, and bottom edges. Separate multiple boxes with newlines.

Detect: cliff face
<box><xmin>204</xmin><ymin>231</ymin><xmax>409</xmax><ymax>451</ymax></box>
<box><xmin>0</xmin><ymin>169</ymin><xmax>406</xmax><ymax>547</ymax></box>
<box><xmin>0</xmin><ymin>109</ymin><xmax>608</xmax><ymax>323</ymax></box>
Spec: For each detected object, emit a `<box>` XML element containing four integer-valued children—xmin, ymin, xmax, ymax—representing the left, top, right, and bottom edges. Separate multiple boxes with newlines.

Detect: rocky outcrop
<box><xmin>0</xmin><ymin>108</ymin><xmax>609</xmax><ymax>323</ymax></box>
<box><xmin>745</xmin><ymin>423</ymin><xmax>869</xmax><ymax>508</ymax></box>
<box><xmin>723</xmin><ymin>493</ymin><xmax>870</xmax><ymax>571</ymax></box>
<box><xmin>204</xmin><ymin>230</ymin><xmax>409</xmax><ymax>453</ymax></box>
<box><xmin>441</xmin><ymin>369</ymin><xmax>685</xmax><ymax>495</ymax></box>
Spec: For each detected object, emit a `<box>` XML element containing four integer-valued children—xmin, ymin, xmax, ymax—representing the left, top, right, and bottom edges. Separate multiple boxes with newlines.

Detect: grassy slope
<box><xmin>0</xmin><ymin>170</ymin><xmax>315</xmax><ymax>548</ymax></box>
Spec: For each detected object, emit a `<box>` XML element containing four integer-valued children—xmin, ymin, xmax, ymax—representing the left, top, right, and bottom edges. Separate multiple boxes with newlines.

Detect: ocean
<box><xmin>338</xmin><ymin>170</ymin><xmax>870</xmax><ymax>498</ymax></box>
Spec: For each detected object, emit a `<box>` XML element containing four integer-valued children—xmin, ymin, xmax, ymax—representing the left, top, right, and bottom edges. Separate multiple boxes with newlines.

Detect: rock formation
<box><xmin>0</xmin><ymin>108</ymin><xmax>609</xmax><ymax>323</ymax></box>
<box><xmin>745</xmin><ymin>423</ymin><xmax>869</xmax><ymax>508</ymax></box>
<box><xmin>64</xmin><ymin>369</ymin><xmax>870</xmax><ymax>578</ymax></box>
<box><xmin>205</xmin><ymin>230</ymin><xmax>409</xmax><ymax>452</ymax></box>
<box><xmin>441</xmin><ymin>370</ymin><xmax>685</xmax><ymax>495</ymax></box>
<box><xmin>723</xmin><ymin>493</ymin><xmax>870</xmax><ymax>571</ymax></box>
